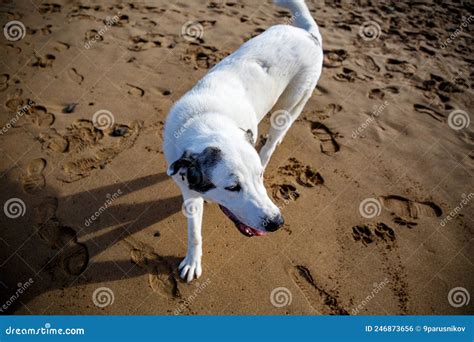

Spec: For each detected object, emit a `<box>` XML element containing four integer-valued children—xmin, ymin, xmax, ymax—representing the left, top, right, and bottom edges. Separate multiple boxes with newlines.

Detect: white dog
<box><xmin>163</xmin><ymin>0</ymin><xmax>323</xmax><ymax>282</ymax></box>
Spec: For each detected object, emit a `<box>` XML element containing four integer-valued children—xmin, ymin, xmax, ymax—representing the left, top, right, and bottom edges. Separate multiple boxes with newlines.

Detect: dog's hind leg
<box><xmin>177</xmin><ymin>185</ymin><xmax>203</xmax><ymax>282</ymax></box>
<box><xmin>259</xmin><ymin>82</ymin><xmax>316</xmax><ymax>169</ymax></box>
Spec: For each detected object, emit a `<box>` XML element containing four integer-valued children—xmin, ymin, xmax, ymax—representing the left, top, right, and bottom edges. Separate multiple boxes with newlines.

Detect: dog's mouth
<box><xmin>219</xmin><ymin>205</ymin><xmax>267</xmax><ymax>237</ymax></box>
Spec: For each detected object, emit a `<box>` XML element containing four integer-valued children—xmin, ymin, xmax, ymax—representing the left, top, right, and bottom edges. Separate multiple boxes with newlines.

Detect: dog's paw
<box><xmin>178</xmin><ymin>254</ymin><xmax>202</xmax><ymax>283</ymax></box>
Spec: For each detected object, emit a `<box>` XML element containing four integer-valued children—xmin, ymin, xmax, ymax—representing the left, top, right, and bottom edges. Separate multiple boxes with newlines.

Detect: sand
<box><xmin>0</xmin><ymin>0</ymin><xmax>473</xmax><ymax>315</ymax></box>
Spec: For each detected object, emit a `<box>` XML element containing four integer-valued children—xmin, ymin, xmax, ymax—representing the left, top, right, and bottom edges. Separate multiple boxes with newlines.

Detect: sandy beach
<box><xmin>0</xmin><ymin>0</ymin><xmax>473</xmax><ymax>315</ymax></box>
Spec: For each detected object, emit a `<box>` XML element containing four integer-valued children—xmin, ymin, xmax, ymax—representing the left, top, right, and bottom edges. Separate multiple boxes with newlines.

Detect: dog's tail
<box><xmin>273</xmin><ymin>0</ymin><xmax>322</xmax><ymax>44</ymax></box>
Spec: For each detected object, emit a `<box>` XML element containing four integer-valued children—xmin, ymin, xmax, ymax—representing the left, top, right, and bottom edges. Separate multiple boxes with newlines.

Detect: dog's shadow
<box><xmin>0</xmin><ymin>172</ymin><xmax>184</xmax><ymax>313</ymax></box>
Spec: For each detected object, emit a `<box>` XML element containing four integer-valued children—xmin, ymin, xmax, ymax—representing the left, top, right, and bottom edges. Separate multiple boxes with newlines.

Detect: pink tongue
<box><xmin>239</xmin><ymin>223</ymin><xmax>267</xmax><ymax>237</ymax></box>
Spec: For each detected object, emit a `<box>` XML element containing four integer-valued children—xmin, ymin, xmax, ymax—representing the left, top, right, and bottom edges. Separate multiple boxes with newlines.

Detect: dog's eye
<box><xmin>225</xmin><ymin>183</ymin><xmax>241</xmax><ymax>192</ymax></box>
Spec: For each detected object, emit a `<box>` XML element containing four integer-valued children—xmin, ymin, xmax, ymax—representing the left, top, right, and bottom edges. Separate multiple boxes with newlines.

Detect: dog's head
<box><xmin>167</xmin><ymin>130</ymin><xmax>283</xmax><ymax>237</ymax></box>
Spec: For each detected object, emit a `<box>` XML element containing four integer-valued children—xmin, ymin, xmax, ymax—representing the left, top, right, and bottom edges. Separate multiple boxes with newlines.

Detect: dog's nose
<box><xmin>264</xmin><ymin>214</ymin><xmax>284</xmax><ymax>232</ymax></box>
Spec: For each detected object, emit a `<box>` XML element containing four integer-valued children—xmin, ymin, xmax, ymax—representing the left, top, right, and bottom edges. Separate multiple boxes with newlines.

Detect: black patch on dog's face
<box><xmin>168</xmin><ymin>147</ymin><xmax>222</xmax><ymax>193</ymax></box>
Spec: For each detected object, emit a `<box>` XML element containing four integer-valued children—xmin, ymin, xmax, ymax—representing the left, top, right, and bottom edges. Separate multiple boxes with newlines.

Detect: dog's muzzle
<box><xmin>219</xmin><ymin>205</ymin><xmax>269</xmax><ymax>237</ymax></box>
<box><xmin>263</xmin><ymin>214</ymin><xmax>284</xmax><ymax>232</ymax></box>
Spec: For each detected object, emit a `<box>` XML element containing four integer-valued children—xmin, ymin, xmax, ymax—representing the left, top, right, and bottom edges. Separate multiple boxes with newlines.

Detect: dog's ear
<box><xmin>167</xmin><ymin>147</ymin><xmax>222</xmax><ymax>192</ymax></box>
<box><xmin>166</xmin><ymin>152</ymin><xmax>194</xmax><ymax>176</ymax></box>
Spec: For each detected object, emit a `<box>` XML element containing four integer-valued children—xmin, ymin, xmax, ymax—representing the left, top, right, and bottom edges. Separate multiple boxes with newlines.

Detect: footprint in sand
<box><xmin>5</xmin><ymin>43</ymin><xmax>22</xmax><ymax>54</ymax></box>
<box><xmin>305</xmin><ymin>103</ymin><xmax>342</xmax><ymax>121</ymax></box>
<box><xmin>34</xmin><ymin>196</ymin><xmax>58</xmax><ymax>241</ymax></box>
<box><xmin>59</xmin><ymin>121</ymin><xmax>142</xmax><ymax>182</ymax></box>
<box><xmin>333</xmin><ymin>67</ymin><xmax>358</xmax><ymax>82</ymax></box>
<box><xmin>182</xmin><ymin>45</ymin><xmax>227</xmax><ymax>70</ymax></box>
<box><xmin>107</xmin><ymin>14</ymin><xmax>128</xmax><ymax>27</ymax></box>
<box><xmin>57</xmin><ymin>226</ymin><xmax>89</xmax><ymax>275</ymax></box>
<box><xmin>62</xmin><ymin>157</ymin><xmax>107</xmax><ymax>181</ymax></box>
<box><xmin>373</xmin><ymin>222</ymin><xmax>396</xmax><ymax>243</ymax></box>
<box><xmin>29</xmin><ymin>24</ymin><xmax>53</xmax><ymax>36</ymax></box>
<box><xmin>34</xmin><ymin>197</ymin><xmax>89</xmax><ymax>275</ymax></box>
<box><xmin>297</xmin><ymin>166</ymin><xmax>324</xmax><ymax>187</ymax></box>
<box><xmin>351</xmin><ymin>221</ymin><xmax>410</xmax><ymax>312</ymax></box>
<box><xmin>413</xmin><ymin>104</ymin><xmax>445</xmax><ymax>122</ymax></box>
<box><xmin>420</xmin><ymin>45</ymin><xmax>436</xmax><ymax>56</ymax></box>
<box><xmin>197</xmin><ymin>19</ymin><xmax>217</xmax><ymax>29</ymax></box>
<box><xmin>278</xmin><ymin>158</ymin><xmax>324</xmax><ymax>188</ymax></box>
<box><xmin>85</xmin><ymin>30</ymin><xmax>103</xmax><ymax>43</ymax></box>
<box><xmin>128</xmin><ymin>35</ymin><xmax>161</xmax><ymax>51</ymax></box>
<box><xmin>0</xmin><ymin>74</ymin><xmax>9</xmax><ymax>91</ymax></box>
<box><xmin>5</xmin><ymin>99</ymin><xmax>54</xmax><ymax>128</ymax></box>
<box><xmin>31</xmin><ymin>54</ymin><xmax>56</xmax><ymax>68</ymax></box>
<box><xmin>67</xmin><ymin>68</ymin><xmax>84</xmax><ymax>85</ymax></box>
<box><xmin>39</xmin><ymin>129</ymin><xmax>68</xmax><ymax>152</ymax></box>
<box><xmin>368</xmin><ymin>86</ymin><xmax>399</xmax><ymax>100</ymax></box>
<box><xmin>352</xmin><ymin>225</ymin><xmax>374</xmax><ymax>246</ymax></box>
<box><xmin>40</xmin><ymin>119</ymin><xmax>104</xmax><ymax>153</ymax></box>
<box><xmin>38</xmin><ymin>120</ymin><xmax>141</xmax><ymax>182</ymax></box>
<box><xmin>126</xmin><ymin>84</ymin><xmax>145</xmax><ymax>97</ymax></box>
<box><xmin>21</xmin><ymin>158</ymin><xmax>47</xmax><ymax>194</ymax></box>
<box><xmin>310</xmin><ymin>122</ymin><xmax>340</xmax><ymax>155</ymax></box>
<box><xmin>128</xmin><ymin>242</ymin><xmax>179</xmax><ymax>299</ymax></box>
<box><xmin>385</xmin><ymin>58</ymin><xmax>417</xmax><ymax>77</ymax></box>
<box><xmin>29</xmin><ymin>105</ymin><xmax>55</xmax><ymax>128</ymax></box>
<box><xmin>272</xmin><ymin>183</ymin><xmax>300</xmax><ymax>202</ymax></box>
<box><xmin>323</xmin><ymin>49</ymin><xmax>347</xmax><ymax>68</ymax></box>
<box><xmin>352</xmin><ymin>223</ymin><xmax>395</xmax><ymax>247</ymax></box>
<box><xmin>355</xmin><ymin>55</ymin><xmax>380</xmax><ymax>73</ymax></box>
<box><xmin>5</xmin><ymin>92</ymin><xmax>26</xmax><ymax>112</ymax></box>
<box><xmin>379</xmin><ymin>195</ymin><xmax>442</xmax><ymax>219</ymax></box>
<box><xmin>53</xmin><ymin>41</ymin><xmax>70</xmax><ymax>52</ymax></box>
<box><xmin>418</xmin><ymin>73</ymin><xmax>446</xmax><ymax>92</ymax></box>
<box><xmin>438</xmin><ymin>80</ymin><xmax>464</xmax><ymax>94</ymax></box>
<box><xmin>290</xmin><ymin>265</ymin><xmax>348</xmax><ymax>315</ymax></box>
<box><xmin>39</xmin><ymin>3</ymin><xmax>61</xmax><ymax>14</ymax></box>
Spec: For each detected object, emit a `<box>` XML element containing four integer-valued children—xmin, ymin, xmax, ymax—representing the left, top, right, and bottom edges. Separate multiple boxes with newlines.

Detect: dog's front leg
<box><xmin>178</xmin><ymin>190</ymin><xmax>203</xmax><ymax>282</ymax></box>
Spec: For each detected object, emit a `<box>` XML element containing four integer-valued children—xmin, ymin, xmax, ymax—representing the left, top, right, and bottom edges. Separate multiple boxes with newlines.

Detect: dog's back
<box><xmin>164</xmin><ymin>0</ymin><xmax>323</xmax><ymax>151</ymax></box>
